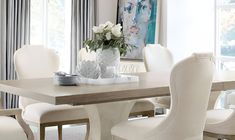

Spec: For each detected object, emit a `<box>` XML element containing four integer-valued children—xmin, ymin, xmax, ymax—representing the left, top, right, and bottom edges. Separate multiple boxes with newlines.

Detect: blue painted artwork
<box><xmin>118</xmin><ymin>0</ymin><xmax>158</xmax><ymax>59</ymax></box>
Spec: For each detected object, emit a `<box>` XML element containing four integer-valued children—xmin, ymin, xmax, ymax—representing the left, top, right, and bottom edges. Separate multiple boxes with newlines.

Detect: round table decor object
<box><xmin>53</xmin><ymin>72</ymin><xmax>80</xmax><ymax>86</ymax></box>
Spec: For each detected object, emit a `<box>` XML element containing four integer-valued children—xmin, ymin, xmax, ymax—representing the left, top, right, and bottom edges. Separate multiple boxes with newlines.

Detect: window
<box><xmin>216</xmin><ymin>0</ymin><xmax>235</xmax><ymax>109</ymax></box>
<box><xmin>216</xmin><ymin>0</ymin><xmax>235</xmax><ymax>70</ymax></box>
<box><xmin>30</xmin><ymin>0</ymin><xmax>71</xmax><ymax>72</ymax></box>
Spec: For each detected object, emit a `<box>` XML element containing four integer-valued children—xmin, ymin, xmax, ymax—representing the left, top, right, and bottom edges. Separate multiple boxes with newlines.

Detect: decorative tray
<box><xmin>79</xmin><ymin>74</ymin><xmax>139</xmax><ymax>85</ymax></box>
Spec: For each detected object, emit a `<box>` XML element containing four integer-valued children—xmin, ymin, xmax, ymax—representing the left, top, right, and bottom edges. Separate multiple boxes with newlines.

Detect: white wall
<box><xmin>159</xmin><ymin>0</ymin><xmax>167</xmax><ymax>47</ymax></box>
<box><xmin>97</xmin><ymin>0</ymin><xmax>118</xmax><ymax>24</ymax></box>
<box><xmin>167</xmin><ymin>0</ymin><xmax>215</xmax><ymax>62</ymax></box>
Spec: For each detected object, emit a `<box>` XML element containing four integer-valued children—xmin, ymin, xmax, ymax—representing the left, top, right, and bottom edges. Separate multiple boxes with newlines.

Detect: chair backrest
<box><xmin>14</xmin><ymin>45</ymin><xmax>59</xmax><ymax>79</ymax></box>
<box><xmin>143</xmin><ymin>44</ymin><xmax>174</xmax><ymax>72</ymax></box>
<box><xmin>153</xmin><ymin>53</ymin><xmax>215</xmax><ymax>140</ymax></box>
<box><xmin>14</xmin><ymin>45</ymin><xmax>60</xmax><ymax>109</ymax></box>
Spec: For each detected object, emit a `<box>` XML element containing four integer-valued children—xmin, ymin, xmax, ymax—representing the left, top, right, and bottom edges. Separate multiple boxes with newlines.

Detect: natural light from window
<box><xmin>216</xmin><ymin>0</ymin><xmax>235</xmax><ymax>109</ymax></box>
<box><xmin>30</xmin><ymin>0</ymin><xmax>71</xmax><ymax>72</ymax></box>
<box><xmin>216</xmin><ymin>0</ymin><xmax>235</xmax><ymax>70</ymax></box>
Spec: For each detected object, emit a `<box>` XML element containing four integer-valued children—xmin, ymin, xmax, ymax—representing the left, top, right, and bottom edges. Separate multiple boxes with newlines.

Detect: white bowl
<box><xmin>53</xmin><ymin>75</ymin><xmax>80</xmax><ymax>86</ymax></box>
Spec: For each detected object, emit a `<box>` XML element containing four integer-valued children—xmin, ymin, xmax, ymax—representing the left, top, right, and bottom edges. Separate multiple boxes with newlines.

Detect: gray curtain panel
<box><xmin>70</xmin><ymin>0</ymin><xmax>97</xmax><ymax>74</ymax></box>
<box><xmin>0</xmin><ymin>0</ymin><xmax>30</xmax><ymax>109</ymax></box>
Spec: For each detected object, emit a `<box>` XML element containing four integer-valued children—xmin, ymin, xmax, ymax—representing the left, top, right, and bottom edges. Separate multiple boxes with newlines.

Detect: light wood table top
<box><xmin>0</xmin><ymin>71</ymin><xmax>234</xmax><ymax>105</ymax></box>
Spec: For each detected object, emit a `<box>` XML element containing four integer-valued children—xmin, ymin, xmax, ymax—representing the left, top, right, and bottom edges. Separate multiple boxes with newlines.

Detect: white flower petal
<box><xmin>92</xmin><ymin>26</ymin><xmax>99</xmax><ymax>33</ymax></box>
<box><xmin>104</xmin><ymin>21</ymin><xmax>114</xmax><ymax>30</ymax></box>
<box><xmin>111</xmin><ymin>24</ymin><xmax>122</xmax><ymax>37</ymax></box>
<box><xmin>106</xmin><ymin>32</ymin><xmax>111</xmax><ymax>40</ymax></box>
<box><xmin>93</xmin><ymin>25</ymin><xmax>104</xmax><ymax>33</ymax></box>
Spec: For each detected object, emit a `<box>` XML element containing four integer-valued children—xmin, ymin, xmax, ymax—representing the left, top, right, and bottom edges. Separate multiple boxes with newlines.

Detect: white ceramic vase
<box><xmin>96</xmin><ymin>48</ymin><xmax>120</xmax><ymax>78</ymax></box>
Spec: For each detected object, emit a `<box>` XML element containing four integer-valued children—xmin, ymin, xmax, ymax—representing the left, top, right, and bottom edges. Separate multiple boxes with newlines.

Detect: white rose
<box><xmin>106</xmin><ymin>32</ymin><xmax>111</xmax><ymax>40</ymax></box>
<box><xmin>104</xmin><ymin>21</ymin><xmax>114</xmax><ymax>30</ymax></box>
<box><xmin>92</xmin><ymin>26</ymin><xmax>103</xmax><ymax>33</ymax></box>
<box><xmin>111</xmin><ymin>24</ymin><xmax>122</xmax><ymax>37</ymax></box>
<box><xmin>99</xmin><ymin>24</ymin><xmax>105</xmax><ymax>29</ymax></box>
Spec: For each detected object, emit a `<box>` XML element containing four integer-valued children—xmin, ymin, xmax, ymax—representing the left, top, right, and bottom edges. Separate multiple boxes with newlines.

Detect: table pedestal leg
<box><xmin>85</xmin><ymin>101</ymin><xmax>135</xmax><ymax>140</ymax></box>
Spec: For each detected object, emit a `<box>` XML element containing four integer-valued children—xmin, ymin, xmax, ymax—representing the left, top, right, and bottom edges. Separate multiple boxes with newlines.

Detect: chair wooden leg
<box><xmin>38</xmin><ymin>125</ymin><xmax>45</xmax><ymax>140</ymax></box>
<box><xmin>85</xmin><ymin>122</ymin><xmax>90</xmax><ymax>140</ymax></box>
<box><xmin>58</xmin><ymin>125</ymin><xmax>63</xmax><ymax>140</ymax></box>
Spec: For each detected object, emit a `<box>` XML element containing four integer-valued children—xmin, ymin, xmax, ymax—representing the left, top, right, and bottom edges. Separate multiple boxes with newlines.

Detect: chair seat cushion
<box><xmin>205</xmin><ymin>109</ymin><xmax>235</xmax><ymax>135</ymax></box>
<box><xmin>111</xmin><ymin>116</ymin><xmax>165</xmax><ymax>140</ymax></box>
<box><xmin>23</xmin><ymin>103</ymin><xmax>88</xmax><ymax>124</ymax></box>
<box><xmin>0</xmin><ymin>116</ymin><xmax>28</xmax><ymax>140</ymax></box>
<box><xmin>131</xmin><ymin>99</ymin><xmax>155</xmax><ymax>113</ymax></box>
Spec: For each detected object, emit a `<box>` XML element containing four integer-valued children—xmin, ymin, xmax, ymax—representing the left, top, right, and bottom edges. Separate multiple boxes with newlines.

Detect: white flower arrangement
<box><xmin>84</xmin><ymin>21</ymin><xmax>134</xmax><ymax>56</ymax></box>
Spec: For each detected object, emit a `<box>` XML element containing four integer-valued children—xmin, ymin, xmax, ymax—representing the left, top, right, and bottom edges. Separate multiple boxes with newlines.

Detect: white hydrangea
<box><xmin>106</xmin><ymin>32</ymin><xmax>111</xmax><ymax>40</ymax></box>
<box><xmin>111</xmin><ymin>24</ymin><xmax>122</xmax><ymax>37</ymax></box>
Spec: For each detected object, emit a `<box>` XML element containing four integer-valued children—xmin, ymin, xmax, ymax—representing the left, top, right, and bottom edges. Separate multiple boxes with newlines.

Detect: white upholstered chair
<box><xmin>14</xmin><ymin>46</ymin><xmax>89</xmax><ymax>140</ymax></box>
<box><xmin>0</xmin><ymin>109</ymin><xmax>34</xmax><ymax>140</ymax></box>
<box><xmin>143</xmin><ymin>44</ymin><xmax>174</xmax><ymax>109</ymax></box>
<box><xmin>143</xmin><ymin>44</ymin><xmax>173</xmax><ymax>72</ymax></box>
<box><xmin>111</xmin><ymin>53</ymin><xmax>215</xmax><ymax>140</ymax></box>
<box><xmin>204</xmin><ymin>92</ymin><xmax>235</xmax><ymax>139</ymax></box>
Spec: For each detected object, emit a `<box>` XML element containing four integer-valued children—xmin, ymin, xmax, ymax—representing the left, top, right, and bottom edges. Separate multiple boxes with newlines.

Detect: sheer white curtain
<box><xmin>0</xmin><ymin>0</ymin><xmax>30</xmax><ymax>109</ymax></box>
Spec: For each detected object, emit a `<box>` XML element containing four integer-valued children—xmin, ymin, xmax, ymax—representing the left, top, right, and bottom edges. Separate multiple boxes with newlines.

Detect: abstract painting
<box><xmin>117</xmin><ymin>0</ymin><xmax>160</xmax><ymax>59</ymax></box>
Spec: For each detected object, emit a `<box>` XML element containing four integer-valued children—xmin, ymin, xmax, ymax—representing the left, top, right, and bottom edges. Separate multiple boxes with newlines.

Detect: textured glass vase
<box><xmin>77</xmin><ymin>60</ymin><xmax>100</xmax><ymax>79</ymax></box>
<box><xmin>96</xmin><ymin>48</ymin><xmax>120</xmax><ymax>78</ymax></box>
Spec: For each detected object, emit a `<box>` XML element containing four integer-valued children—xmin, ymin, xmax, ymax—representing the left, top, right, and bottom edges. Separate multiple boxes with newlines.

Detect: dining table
<box><xmin>0</xmin><ymin>71</ymin><xmax>235</xmax><ymax>140</ymax></box>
